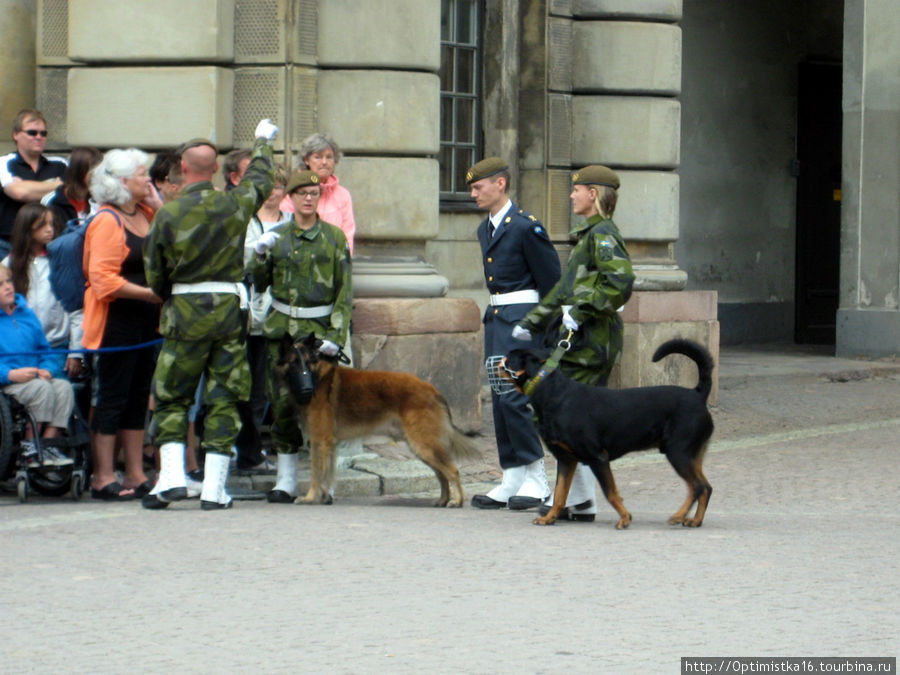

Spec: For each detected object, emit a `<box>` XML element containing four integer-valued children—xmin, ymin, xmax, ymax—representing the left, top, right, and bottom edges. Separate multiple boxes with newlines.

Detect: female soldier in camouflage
<box><xmin>514</xmin><ymin>165</ymin><xmax>635</xmax><ymax>520</ymax></box>
<box><xmin>248</xmin><ymin>169</ymin><xmax>352</xmax><ymax>503</ymax></box>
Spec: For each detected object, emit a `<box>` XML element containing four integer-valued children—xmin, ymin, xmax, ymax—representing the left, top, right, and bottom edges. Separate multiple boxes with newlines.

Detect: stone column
<box><xmin>547</xmin><ymin>0</ymin><xmax>685</xmax><ymax>290</ymax></box>
<box><xmin>0</xmin><ymin>0</ymin><xmax>37</xmax><ymax>152</ymax></box>
<box><xmin>317</xmin><ymin>1</ymin><xmax>482</xmax><ymax>428</ymax></box>
<box><xmin>530</xmin><ymin>0</ymin><xmax>717</xmax><ymax>390</ymax></box>
<box><xmin>836</xmin><ymin>0</ymin><xmax>900</xmax><ymax>358</ymax></box>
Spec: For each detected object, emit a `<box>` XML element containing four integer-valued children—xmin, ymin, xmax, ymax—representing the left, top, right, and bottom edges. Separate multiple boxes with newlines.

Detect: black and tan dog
<box><xmin>500</xmin><ymin>338</ymin><xmax>715</xmax><ymax>528</ymax></box>
<box><xmin>276</xmin><ymin>334</ymin><xmax>481</xmax><ymax>507</ymax></box>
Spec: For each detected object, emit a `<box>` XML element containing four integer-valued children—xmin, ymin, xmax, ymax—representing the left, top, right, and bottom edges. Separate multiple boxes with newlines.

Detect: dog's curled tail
<box><xmin>652</xmin><ymin>338</ymin><xmax>715</xmax><ymax>402</ymax></box>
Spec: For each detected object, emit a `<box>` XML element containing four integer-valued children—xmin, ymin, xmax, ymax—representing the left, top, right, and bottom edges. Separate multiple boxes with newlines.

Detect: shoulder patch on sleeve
<box><xmin>598</xmin><ymin>240</ymin><xmax>614</xmax><ymax>261</ymax></box>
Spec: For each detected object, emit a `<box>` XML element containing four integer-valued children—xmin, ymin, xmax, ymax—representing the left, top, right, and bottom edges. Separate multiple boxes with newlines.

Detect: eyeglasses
<box><xmin>293</xmin><ymin>190</ymin><xmax>320</xmax><ymax>199</ymax></box>
<box><xmin>23</xmin><ymin>129</ymin><xmax>49</xmax><ymax>137</ymax></box>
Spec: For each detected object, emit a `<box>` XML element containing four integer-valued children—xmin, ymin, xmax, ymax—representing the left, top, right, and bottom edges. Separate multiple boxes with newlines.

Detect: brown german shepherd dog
<box><xmin>276</xmin><ymin>334</ymin><xmax>481</xmax><ymax>506</ymax></box>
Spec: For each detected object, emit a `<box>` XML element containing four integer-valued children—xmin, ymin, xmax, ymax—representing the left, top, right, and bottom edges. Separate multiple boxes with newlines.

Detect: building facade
<box><xmin>1</xmin><ymin>0</ymin><xmax>897</xmax><ymax>363</ymax></box>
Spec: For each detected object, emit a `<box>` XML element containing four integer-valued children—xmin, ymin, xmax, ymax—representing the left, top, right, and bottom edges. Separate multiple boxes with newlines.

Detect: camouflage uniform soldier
<box><xmin>142</xmin><ymin>120</ymin><xmax>278</xmax><ymax>510</ymax></box>
<box><xmin>515</xmin><ymin>165</ymin><xmax>635</xmax><ymax>521</ymax></box>
<box><xmin>247</xmin><ymin>169</ymin><xmax>352</xmax><ymax>503</ymax></box>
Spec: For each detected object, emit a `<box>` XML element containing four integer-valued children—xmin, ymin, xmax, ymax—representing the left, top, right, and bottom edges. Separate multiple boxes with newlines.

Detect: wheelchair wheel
<box><xmin>0</xmin><ymin>395</ymin><xmax>15</xmax><ymax>480</ymax></box>
<box><xmin>17</xmin><ymin>476</ymin><xmax>29</xmax><ymax>503</ymax></box>
<box><xmin>70</xmin><ymin>472</ymin><xmax>84</xmax><ymax>500</ymax></box>
<box><xmin>30</xmin><ymin>468</ymin><xmax>73</xmax><ymax>497</ymax></box>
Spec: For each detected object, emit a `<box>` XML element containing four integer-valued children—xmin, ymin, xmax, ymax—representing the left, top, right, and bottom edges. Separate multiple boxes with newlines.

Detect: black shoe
<box><xmin>267</xmin><ymin>489</ymin><xmax>294</xmax><ymax>504</ymax></box>
<box><xmin>141</xmin><ymin>486</ymin><xmax>187</xmax><ymax>509</ymax></box>
<box><xmin>537</xmin><ymin>500</ymin><xmax>596</xmax><ymax>522</ymax></box>
<box><xmin>187</xmin><ymin>468</ymin><xmax>204</xmax><ymax>482</ymax></box>
<box><xmin>507</xmin><ymin>495</ymin><xmax>547</xmax><ymax>511</ymax></box>
<box><xmin>142</xmin><ymin>493</ymin><xmax>171</xmax><ymax>509</ymax></box>
<box><xmin>201</xmin><ymin>499</ymin><xmax>234</xmax><ymax>510</ymax></box>
<box><xmin>471</xmin><ymin>494</ymin><xmax>506</xmax><ymax>509</ymax></box>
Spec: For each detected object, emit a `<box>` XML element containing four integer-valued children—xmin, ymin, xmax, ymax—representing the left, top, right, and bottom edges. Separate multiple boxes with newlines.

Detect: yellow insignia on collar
<box><xmin>529</xmin><ymin>215</ymin><xmax>537</xmax><ymax>221</ymax></box>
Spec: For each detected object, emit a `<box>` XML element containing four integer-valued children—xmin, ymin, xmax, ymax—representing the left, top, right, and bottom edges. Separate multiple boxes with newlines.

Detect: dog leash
<box><xmin>522</xmin><ymin>330</ymin><xmax>574</xmax><ymax>397</ymax></box>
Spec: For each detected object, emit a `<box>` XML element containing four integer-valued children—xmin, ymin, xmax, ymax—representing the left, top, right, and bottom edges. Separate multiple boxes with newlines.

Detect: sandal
<box><xmin>90</xmin><ymin>481</ymin><xmax>136</xmax><ymax>501</ymax></box>
<box><xmin>131</xmin><ymin>480</ymin><xmax>154</xmax><ymax>498</ymax></box>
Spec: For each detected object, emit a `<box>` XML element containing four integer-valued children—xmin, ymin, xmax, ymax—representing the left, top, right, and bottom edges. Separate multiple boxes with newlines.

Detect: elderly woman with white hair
<box><xmin>83</xmin><ymin>148</ymin><xmax>162</xmax><ymax>501</ymax></box>
<box><xmin>282</xmin><ymin>132</ymin><xmax>356</xmax><ymax>254</ymax></box>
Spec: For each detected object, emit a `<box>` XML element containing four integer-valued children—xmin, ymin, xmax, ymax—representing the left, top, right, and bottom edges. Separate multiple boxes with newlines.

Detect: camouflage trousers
<box><xmin>153</xmin><ymin>336</ymin><xmax>250</xmax><ymax>456</ymax></box>
<box><xmin>556</xmin><ymin>316</ymin><xmax>624</xmax><ymax>386</ymax></box>
<box><xmin>266</xmin><ymin>339</ymin><xmax>305</xmax><ymax>454</ymax></box>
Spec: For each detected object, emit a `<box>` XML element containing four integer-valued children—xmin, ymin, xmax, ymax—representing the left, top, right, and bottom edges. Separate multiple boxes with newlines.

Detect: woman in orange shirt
<box><xmin>84</xmin><ymin>148</ymin><xmax>162</xmax><ymax>500</ymax></box>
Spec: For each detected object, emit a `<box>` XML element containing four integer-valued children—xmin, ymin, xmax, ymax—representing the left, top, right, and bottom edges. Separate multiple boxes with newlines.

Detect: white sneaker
<box><xmin>41</xmin><ymin>444</ymin><xmax>74</xmax><ymax>467</ymax></box>
<box><xmin>20</xmin><ymin>441</ymin><xmax>40</xmax><ymax>468</ymax></box>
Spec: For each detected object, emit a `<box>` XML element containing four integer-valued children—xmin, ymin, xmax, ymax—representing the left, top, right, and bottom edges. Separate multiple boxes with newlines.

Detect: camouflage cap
<box><xmin>285</xmin><ymin>169</ymin><xmax>320</xmax><ymax>194</ymax></box>
<box><xmin>177</xmin><ymin>138</ymin><xmax>217</xmax><ymax>155</ymax></box>
<box><xmin>572</xmin><ymin>165</ymin><xmax>620</xmax><ymax>190</ymax></box>
<box><xmin>465</xmin><ymin>156</ymin><xmax>509</xmax><ymax>184</ymax></box>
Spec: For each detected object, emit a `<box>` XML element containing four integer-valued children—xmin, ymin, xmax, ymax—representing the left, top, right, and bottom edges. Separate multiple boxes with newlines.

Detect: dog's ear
<box><xmin>505</xmin><ymin>349</ymin><xmax>526</xmax><ymax>372</ymax></box>
<box><xmin>278</xmin><ymin>334</ymin><xmax>295</xmax><ymax>364</ymax></box>
<box><xmin>523</xmin><ymin>349</ymin><xmax>549</xmax><ymax>376</ymax></box>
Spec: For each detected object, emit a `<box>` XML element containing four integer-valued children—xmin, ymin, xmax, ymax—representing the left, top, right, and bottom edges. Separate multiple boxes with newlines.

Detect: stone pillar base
<box><xmin>611</xmin><ymin>291</ymin><xmax>720</xmax><ymax>405</ymax></box>
<box><xmin>351</xmin><ymin>298</ymin><xmax>484</xmax><ymax>432</ymax></box>
<box><xmin>836</xmin><ymin>308</ymin><xmax>900</xmax><ymax>359</ymax></box>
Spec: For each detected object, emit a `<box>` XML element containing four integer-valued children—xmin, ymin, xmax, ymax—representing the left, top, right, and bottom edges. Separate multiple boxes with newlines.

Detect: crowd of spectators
<box><xmin>0</xmin><ymin>109</ymin><xmax>357</xmax><ymax>501</ymax></box>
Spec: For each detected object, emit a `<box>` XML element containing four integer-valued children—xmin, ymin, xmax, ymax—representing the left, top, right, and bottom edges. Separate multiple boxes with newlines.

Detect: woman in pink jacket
<box><xmin>281</xmin><ymin>133</ymin><xmax>356</xmax><ymax>254</ymax></box>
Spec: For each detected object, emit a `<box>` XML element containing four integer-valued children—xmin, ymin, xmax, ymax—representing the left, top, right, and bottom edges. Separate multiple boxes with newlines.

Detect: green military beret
<box><xmin>285</xmin><ymin>169</ymin><xmax>320</xmax><ymax>194</ymax></box>
<box><xmin>178</xmin><ymin>138</ymin><xmax>217</xmax><ymax>155</ymax></box>
<box><xmin>572</xmin><ymin>165</ymin><xmax>620</xmax><ymax>190</ymax></box>
<box><xmin>465</xmin><ymin>156</ymin><xmax>509</xmax><ymax>184</ymax></box>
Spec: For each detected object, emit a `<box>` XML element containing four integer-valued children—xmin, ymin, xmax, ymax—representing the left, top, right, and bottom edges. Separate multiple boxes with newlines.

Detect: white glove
<box><xmin>562</xmin><ymin>306</ymin><xmax>579</xmax><ymax>331</ymax></box>
<box><xmin>254</xmin><ymin>230</ymin><xmax>279</xmax><ymax>254</ymax></box>
<box><xmin>254</xmin><ymin>118</ymin><xmax>279</xmax><ymax>141</ymax></box>
<box><xmin>318</xmin><ymin>340</ymin><xmax>340</xmax><ymax>357</ymax></box>
<box><xmin>511</xmin><ymin>325</ymin><xmax>532</xmax><ymax>341</ymax></box>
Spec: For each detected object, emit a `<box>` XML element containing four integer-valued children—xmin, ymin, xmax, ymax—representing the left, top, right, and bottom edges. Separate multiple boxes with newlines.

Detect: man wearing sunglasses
<box><xmin>0</xmin><ymin>109</ymin><xmax>67</xmax><ymax>255</ymax></box>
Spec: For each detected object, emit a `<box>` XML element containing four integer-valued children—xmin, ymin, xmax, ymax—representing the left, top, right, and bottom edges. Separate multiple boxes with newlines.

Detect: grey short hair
<box><xmin>299</xmin><ymin>132</ymin><xmax>342</xmax><ymax>167</ymax></box>
<box><xmin>89</xmin><ymin>148</ymin><xmax>150</xmax><ymax>206</ymax></box>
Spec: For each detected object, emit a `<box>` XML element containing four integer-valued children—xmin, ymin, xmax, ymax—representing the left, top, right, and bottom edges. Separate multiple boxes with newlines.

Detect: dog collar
<box><xmin>522</xmin><ymin>330</ymin><xmax>574</xmax><ymax>397</ymax></box>
<box><xmin>523</xmin><ymin>368</ymin><xmax>549</xmax><ymax>396</ymax></box>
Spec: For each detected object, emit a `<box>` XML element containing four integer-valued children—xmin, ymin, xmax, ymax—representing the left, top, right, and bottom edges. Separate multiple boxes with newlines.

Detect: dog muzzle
<box><xmin>486</xmin><ymin>355</ymin><xmax>517</xmax><ymax>396</ymax></box>
<box><xmin>288</xmin><ymin>348</ymin><xmax>317</xmax><ymax>404</ymax></box>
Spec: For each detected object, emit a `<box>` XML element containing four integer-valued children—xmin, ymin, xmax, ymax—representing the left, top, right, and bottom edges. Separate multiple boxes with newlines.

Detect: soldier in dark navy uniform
<box><xmin>467</xmin><ymin>157</ymin><xmax>561</xmax><ymax>510</ymax></box>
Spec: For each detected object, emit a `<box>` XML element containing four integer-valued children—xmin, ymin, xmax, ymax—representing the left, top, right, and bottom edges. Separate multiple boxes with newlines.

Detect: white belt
<box><xmin>489</xmin><ymin>289</ymin><xmax>540</xmax><ymax>306</ymax></box>
<box><xmin>271</xmin><ymin>298</ymin><xmax>334</xmax><ymax>319</ymax></box>
<box><xmin>171</xmin><ymin>282</ymin><xmax>248</xmax><ymax>309</ymax></box>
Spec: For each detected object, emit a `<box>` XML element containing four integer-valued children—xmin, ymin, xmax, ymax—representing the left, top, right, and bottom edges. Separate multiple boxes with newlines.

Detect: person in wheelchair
<box><xmin>0</xmin><ymin>262</ymin><xmax>75</xmax><ymax>466</ymax></box>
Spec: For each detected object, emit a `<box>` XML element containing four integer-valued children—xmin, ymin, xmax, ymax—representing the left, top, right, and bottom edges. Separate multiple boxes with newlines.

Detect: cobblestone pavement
<box><xmin>1</xmin><ymin>346</ymin><xmax>898</xmax><ymax>673</ymax></box>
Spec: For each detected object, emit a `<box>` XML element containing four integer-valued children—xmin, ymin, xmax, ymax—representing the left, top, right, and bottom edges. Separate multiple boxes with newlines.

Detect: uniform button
<box><xmin>488</xmin><ymin>276</ymin><xmax>493</xmax><ymax>282</ymax></box>
<box><xmin>487</xmin><ymin>257</ymin><xmax>493</xmax><ymax>263</ymax></box>
<box><xmin>493</xmin><ymin>309</ymin><xmax>499</xmax><ymax>315</ymax></box>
